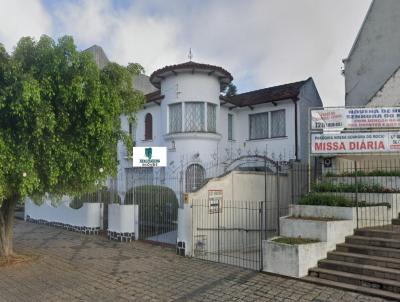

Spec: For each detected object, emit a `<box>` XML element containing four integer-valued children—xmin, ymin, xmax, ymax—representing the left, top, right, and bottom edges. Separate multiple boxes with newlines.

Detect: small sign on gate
<box><xmin>208</xmin><ymin>190</ymin><xmax>223</xmax><ymax>214</ymax></box>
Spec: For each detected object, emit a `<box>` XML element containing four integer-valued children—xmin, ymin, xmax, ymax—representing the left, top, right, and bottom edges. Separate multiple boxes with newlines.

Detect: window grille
<box><xmin>185</xmin><ymin>102</ymin><xmax>204</xmax><ymax>132</ymax></box>
<box><xmin>169</xmin><ymin>103</ymin><xmax>182</xmax><ymax>133</ymax></box>
<box><xmin>249</xmin><ymin>112</ymin><xmax>269</xmax><ymax>140</ymax></box>
<box><xmin>271</xmin><ymin>110</ymin><xmax>286</xmax><ymax>137</ymax></box>
<box><xmin>207</xmin><ymin>103</ymin><xmax>217</xmax><ymax>132</ymax></box>
<box><xmin>185</xmin><ymin>164</ymin><xmax>205</xmax><ymax>192</ymax></box>
<box><xmin>228</xmin><ymin>114</ymin><xmax>233</xmax><ymax>140</ymax></box>
<box><xmin>144</xmin><ymin>113</ymin><xmax>153</xmax><ymax>140</ymax></box>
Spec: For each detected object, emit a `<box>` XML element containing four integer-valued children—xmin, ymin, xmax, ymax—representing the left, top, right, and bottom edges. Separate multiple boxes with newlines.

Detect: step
<box><xmin>337</xmin><ymin>243</ymin><xmax>400</xmax><ymax>259</ymax></box>
<box><xmin>309</xmin><ymin>267</ymin><xmax>400</xmax><ymax>293</ymax></box>
<box><xmin>355</xmin><ymin>228</ymin><xmax>400</xmax><ymax>240</ymax></box>
<box><xmin>328</xmin><ymin>251</ymin><xmax>400</xmax><ymax>270</ymax></box>
<box><xmin>303</xmin><ymin>276</ymin><xmax>400</xmax><ymax>301</ymax></box>
<box><xmin>346</xmin><ymin>235</ymin><xmax>400</xmax><ymax>249</ymax></box>
<box><xmin>318</xmin><ymin>259</ymin><xmax>400</xmax><ymax>281</ymax></box>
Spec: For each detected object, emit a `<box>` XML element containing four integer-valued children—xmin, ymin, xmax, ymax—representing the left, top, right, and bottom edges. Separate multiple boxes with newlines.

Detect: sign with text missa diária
<box><xmin>132</xmin><ymin>147</ymin><xmax>167</xmax><ymax>167</ymax></box>
<box><xmin>311</xmin><ymin>132</ymin><xmax>400</xmax><ymax>154</ymax></box>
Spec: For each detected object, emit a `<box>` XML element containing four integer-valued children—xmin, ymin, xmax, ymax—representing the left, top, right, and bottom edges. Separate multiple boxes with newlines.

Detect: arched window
<box><xmin>145</xmin><ymin>113</ymin><xmax>153</xmax><ymax>140</ymax></box>
<box><xmin>185</xmin><ymin>164</ymin><xmax>205</xmax><ymax>192</ymax></box>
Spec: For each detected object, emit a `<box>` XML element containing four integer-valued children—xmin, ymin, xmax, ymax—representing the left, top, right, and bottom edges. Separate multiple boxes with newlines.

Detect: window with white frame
<box><xmin>185</xmin><ymin>102</ymin><xmax>205</xmax><ymax>132</ymax></box>
<box><xmin>271</xmin><ymin>109</ymin><xmax>286</xmax><ymax>137</ymax></box>
<box><xmin>169</xmin><ymin>103</ymin><xmax>182</xmax><ymax>133</ymax></box>
<box><xmin>207</xmin><ymin>103</ymin><xmax>217</xmax><ymax>132</ymax></box>
<box><xmin>228</xmin><ymin>114</ymin><xmax>233</xmax><ymax>140</ymax></box>
<box><xmin>249</xmin><ymin>112</ymin><xmax>269</xmax><ymax>140</ymax></box>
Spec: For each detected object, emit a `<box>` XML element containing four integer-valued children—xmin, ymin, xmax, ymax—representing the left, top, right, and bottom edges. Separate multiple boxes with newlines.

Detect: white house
<box><xmin>84</xmin><ymin>46</ymin><xmax>323</xmax><ymax>198</ymax></box>
<box><xmin>343</xmin><ymin>0</ymin><xmax>400</xmax><ymax>107</ymax></box>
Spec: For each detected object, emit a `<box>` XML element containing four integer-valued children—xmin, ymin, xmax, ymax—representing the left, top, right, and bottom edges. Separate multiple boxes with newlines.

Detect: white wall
<box><xmin>344</xmin><ymin>0</ymin><xmax>400</xmax><ymax>106</ymax></box>
<box><xmin>25</xmin><ymin>200</ymin><xmax>101</xmax><ymax>228</ymax></box>
<box><xmin>108</xmin><ymin>204</ymin><xmax>138</xmax><ymax>234</ymax></box>
<box><xmin>369</xmin><ymin>67</ymin><xmax>400</xmax><ymax>106</ymax></box>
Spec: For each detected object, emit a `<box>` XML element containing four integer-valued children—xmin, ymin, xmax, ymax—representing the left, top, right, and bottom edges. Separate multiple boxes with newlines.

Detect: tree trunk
<box><xmin>0</xmin><ymin>197</ymin><xmax>17</xmax><ymax>257</ymax></box>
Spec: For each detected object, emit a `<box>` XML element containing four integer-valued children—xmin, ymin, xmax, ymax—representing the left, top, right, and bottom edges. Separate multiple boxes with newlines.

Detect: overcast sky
<box><xmin>0</xmin><ymin>0</ymin><xmax>372</xmax><ymax>106</ymax></box>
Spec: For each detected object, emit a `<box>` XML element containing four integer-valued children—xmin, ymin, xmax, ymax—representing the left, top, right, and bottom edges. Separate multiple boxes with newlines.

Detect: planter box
<box><xmin>263</xmin><ymin>239</ymin><xmax>327</xmax><ymax>278</ymax></box>
<box><xmin>290</xmin><ymin>204</ymin><xmax>393</xmax><ymax>228</ymax></box>
<box><xmin>280</xmin><ymin>216</ymin><xmax>353</xmax><ymax>251</ymax></box>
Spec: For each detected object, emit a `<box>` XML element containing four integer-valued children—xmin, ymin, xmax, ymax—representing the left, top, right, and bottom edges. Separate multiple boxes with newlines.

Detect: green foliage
<box><xmin>125</xmin><ymin>185</ymin><xmax>179</xmax><ymax>223</ymax></box>
<box><xmin>272</xmin><ymin>237</ymin><xmax>320</xmax><ymax>245</ymax></box>
<box><xmin>223</xmin><ymin>83</ymin><xmax>237</xmax><ymax>97</ymax></box>
<box><xmin>0</xmin><ymin>35</ymin><xmax>145</xmax><ymax>203</ymax></box>
<box><xmin>325</xmin><ymin>170</ymin><xmax>400</xmax><ymax>177</ymax></box>
<box><xmin>70</xmin><ymin>189</ymin><xmax>121</xmax><ymax>209</ymax></box>
<box><xmin>312</xmin><ymin>182</ymin><xmax>400</xmax><ymax>193</ymax></box>
<box><xmin>300</xmin><ymin>193</ymin><xmax>391</xmax><ymax>208</ymax></box>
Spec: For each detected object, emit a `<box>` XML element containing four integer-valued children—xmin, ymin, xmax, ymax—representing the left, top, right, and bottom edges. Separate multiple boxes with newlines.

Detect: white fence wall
<box><xmin>107</xmin><ymin>204</ymin><xmax>139</xmax><ymax>241</ymax></box>
<box><xmin>25</xmin><ymin>199</ymin><xmax>101</xmax><ymax>228</ymax></box>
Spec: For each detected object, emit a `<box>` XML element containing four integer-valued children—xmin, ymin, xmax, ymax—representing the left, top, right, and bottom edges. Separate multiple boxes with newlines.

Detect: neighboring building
<box><xmin>343</xmin><ymin>0</ymin><xmax>400</xmax><ymax>107</ymax></box>
<box><xmin>84</xmin><ymin>46</ymin><xmax>323</xmax><ymax>198</ymax></box>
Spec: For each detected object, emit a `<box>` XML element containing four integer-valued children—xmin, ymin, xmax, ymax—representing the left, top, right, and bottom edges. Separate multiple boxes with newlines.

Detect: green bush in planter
<box><xmin>125</xmin><ymin>185</ymin><xmax>179</xmax><ymax>225</ymax></box>
<box><xmin>299</xmin><ymin>193</ymin><xmax>390</xmax><ymax>208</ymax></box>
<box><xmin>70</xmin><ymin>189</ymin><xmax>121</xmax><ymax>209</ymax></box>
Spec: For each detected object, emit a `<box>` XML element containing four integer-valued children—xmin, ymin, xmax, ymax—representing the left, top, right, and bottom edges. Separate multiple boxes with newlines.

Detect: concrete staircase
<box><xmin>304</xmin><ymin>222</ymin><xmax>400</xmax><ymax>300</ymax></box>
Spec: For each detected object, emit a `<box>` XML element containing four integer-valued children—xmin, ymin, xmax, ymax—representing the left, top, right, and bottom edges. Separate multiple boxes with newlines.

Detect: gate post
<box><xmin>176</xmin><ymin>200</ymin><xmax>193</xmax><ymax>256</ymax></box>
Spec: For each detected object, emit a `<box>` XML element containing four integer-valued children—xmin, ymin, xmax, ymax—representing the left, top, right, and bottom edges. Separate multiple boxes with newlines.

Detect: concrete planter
<box><xmin>290</xmin><ymin>204</ymin><xmax>392</xmax><ymax>228</ymax></box>
<box><xmin>263</xmin><ymin>239</ymin><xmax>327</xmax><ymax>278</ymax></box>
<box><xmin>280</xmin><ymin>216</ymin><xmax>353</xmax><ymax>251</ymax></box>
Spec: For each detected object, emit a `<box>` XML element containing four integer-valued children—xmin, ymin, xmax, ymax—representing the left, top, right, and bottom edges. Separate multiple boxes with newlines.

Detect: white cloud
<box><xmin>0</xmin><ymin>0</ymin><xmax>52</xmax><ymax>51</ymax></box>
<box><xmin>53</xmin><ymin>0</ymin><xmax>184</xmax><ymax>74</ymax></box>
<box><xmin>0</xmin><ymin>0</ymin><xmax>372</xmax><ymax>107</ymax></box>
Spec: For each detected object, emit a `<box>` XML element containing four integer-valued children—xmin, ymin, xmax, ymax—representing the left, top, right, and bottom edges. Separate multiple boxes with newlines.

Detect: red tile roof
<box><xmin>149</xmin><ymin>61</ymin><xmax>233</xmax><ymax>89</ymax></box>
<box><xmin>223</xmin><ymin>80</ymin><xmax>308</xmax><ymax>107</ymax></box>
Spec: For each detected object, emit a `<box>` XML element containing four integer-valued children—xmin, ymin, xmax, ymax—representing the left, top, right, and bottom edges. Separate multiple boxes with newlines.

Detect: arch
<box><xmin>185</xmin><ymin>164</ymin><xmax>206</xmax><ymax>193</ymax></box>
<box><xmin>144</xmin><ymin>113</ymin><xmax>153</xmax><ymax>140</ymax></box>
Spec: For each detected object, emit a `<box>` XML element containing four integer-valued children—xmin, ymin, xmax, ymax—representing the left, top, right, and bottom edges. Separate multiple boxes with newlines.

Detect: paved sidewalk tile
<box><xmin>0</xmin><ymin>221</ymin><xmax>391</xmax><ymax>302</ymax></box>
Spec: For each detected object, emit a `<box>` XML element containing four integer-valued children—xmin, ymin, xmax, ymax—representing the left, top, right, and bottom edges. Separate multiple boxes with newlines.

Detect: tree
<box><xmin>224</xmin><ymin>83</ymin><xmax>237</xmax><ymax>97</ymax></box>
<box><xmin>0</xmin><ymin>35</ymin><xmax>145</xmax><ymax>257</ymax></box>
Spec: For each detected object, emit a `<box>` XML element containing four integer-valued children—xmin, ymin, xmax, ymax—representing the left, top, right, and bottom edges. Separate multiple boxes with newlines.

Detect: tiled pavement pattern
<box><xmin>0</xmin><ymin>221</ymin><xmax>391</xmax><ymax>302</ymax></box>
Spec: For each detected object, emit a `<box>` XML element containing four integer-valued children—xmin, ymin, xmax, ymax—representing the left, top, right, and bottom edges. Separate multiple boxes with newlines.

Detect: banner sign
<box><xmin>311</xmin><ymin>107</ymin><xmax>400</xmax><ymax>131</ymax></box>
<box><xmin>208</xmin><ymin>190</ymin><xmax>223</xmax><ymax>214</ymax></box>
<box><xmin>132</xmin><ymin>147</ymin><xmax>167</xmax><ymax>167</ymax></box>
<box><xmin>311</xmin><ymin>132</ymin><xmax>400</xmax><ymax>154</ymax></box>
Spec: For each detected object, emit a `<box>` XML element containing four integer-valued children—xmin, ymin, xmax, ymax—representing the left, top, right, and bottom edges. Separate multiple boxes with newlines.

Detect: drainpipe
<box><xmin>292</xmin><ymin>97</ymin><xmax>299</xmax><ymax>161</ymax></box>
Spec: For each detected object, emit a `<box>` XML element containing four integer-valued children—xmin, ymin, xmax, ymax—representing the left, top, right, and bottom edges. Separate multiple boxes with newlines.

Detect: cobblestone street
<box><xmin>0</xmin><ymin>221</ymin><xmax>391</xmax><ymax>302</ymax></box>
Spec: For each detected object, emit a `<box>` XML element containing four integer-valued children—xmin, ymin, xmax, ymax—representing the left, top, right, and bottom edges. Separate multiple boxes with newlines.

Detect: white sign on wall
<box><xmin>311</xmin><ymin>132</ymin><xmax>400</xmax><ymax>154</ymax></box>
<box><xmin>132</xmin><ymin>147</ymin><xmax>167</xmax><ymax>167</ymax></box>
<box><xmin>208</xmin><ymin>190</ymin><xmax>223</xmax><ymax>214</ymax></box>
<box><xmin>311</xmin><ymin>107</ymin><xmax>400</xmax><ymax>131</ymax></box>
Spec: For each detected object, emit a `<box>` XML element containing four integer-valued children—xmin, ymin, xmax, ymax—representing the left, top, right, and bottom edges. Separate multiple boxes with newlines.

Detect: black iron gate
<box><xmin>125</xmin><ymin>168</ymin><xmax>180</xmax><ymax>245</ymax></box>
<box><xmin>192</xmin><ymin>199</ymin><xmax>267</xmax><ymax>271</ymax></box>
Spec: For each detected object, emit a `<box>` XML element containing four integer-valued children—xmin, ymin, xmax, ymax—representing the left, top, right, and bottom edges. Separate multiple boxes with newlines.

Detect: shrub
<box><xmin>325</xmin><ymin>170</ymin><xmax>400</xmax><ymax>177</ymax></box>
<box><xmin>299</xmin><ymin>193</ymin><xmax>391</xmax><ymax>208</ymax></box>
<box><xmin>125</xmin><ymin>185</ymin><xmax>179</xmax><ymax>224</ymax></box>
<box><xmin>272</xmin><ymin>237</ymin><xmax>319</xmax><ymax>245</ymax></box>
<box><xmin>312</xmin><ymin>182</ymin><xmax>399</xmax><ymax>193</ymax></box>
<box><xmin>70</xmin><ymin>189</ymin><xmax>121</xmax><ymax>209</ymax></box>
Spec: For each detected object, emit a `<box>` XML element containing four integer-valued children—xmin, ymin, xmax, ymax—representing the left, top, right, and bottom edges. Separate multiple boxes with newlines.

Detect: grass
<box><xmin>312</xmin><ymin>182</ymin><xmax>400</xmax><ymax>193</ymax></box>
<box><xmin>272</xmin><ymin>237</ymin><xmax>320</xmax><ymax>245</ymax></box>
<box><xmin>325</xmin><ymin>170</ymin><xmax>400</xmax><ymax>177</ymax></box>
<box><xmin>299</xmin><ymin>192</ymin><xmax>391</xmax><ymax>208</ymax></box>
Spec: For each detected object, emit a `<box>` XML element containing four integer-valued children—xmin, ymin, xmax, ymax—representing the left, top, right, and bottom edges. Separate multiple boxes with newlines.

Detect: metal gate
<box><xmin>192</xmin><ymin>199</ymin><xmax>266</xmax><ymax>271</ymax></box>
<box><xmin>125</xmin><ymin>167</ymin><xmax>181</xmax><ymax>245</ymax></box>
